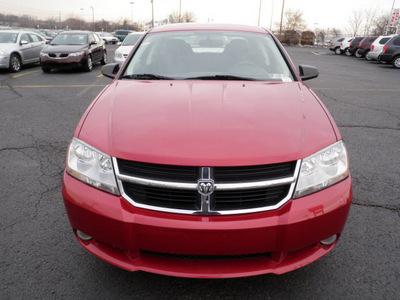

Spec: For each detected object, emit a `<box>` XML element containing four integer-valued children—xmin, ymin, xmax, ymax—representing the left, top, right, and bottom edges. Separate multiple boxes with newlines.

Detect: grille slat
<box><xmin>117</xmin><ymin>159</ymin><xmax>296</xmax><ymax>213</ymax></box>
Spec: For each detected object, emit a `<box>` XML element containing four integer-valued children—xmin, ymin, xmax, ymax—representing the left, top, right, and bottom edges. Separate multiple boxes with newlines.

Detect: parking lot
<box><xmin>1</xmin><ymin>44</ymin><xmax>399</xmax><ymax>299</ymax></box>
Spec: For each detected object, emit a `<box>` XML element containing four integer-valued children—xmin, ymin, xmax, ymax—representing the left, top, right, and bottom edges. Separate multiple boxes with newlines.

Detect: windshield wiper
<box><xmin>121</xmin><ymin>74</ymin><xmax>175</xmax><ymax>80</ymax></box>
<box><xmin>185</xmin><ymin>75</ymin><xmax>257</xmax><ymax>81</ymax></box>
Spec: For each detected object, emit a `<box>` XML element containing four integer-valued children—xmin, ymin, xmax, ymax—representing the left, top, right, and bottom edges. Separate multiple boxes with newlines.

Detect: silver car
<box><xmin>0</xmin><ymin>30</ymin><xmax>47</xmax><ymax>72</ymax></box>
<box><xmin>368</xmin><ymin>35</ymin><xmax>395</xmax><ymax>61</ymax></box>
<box><xmin>329</xmin><ymin>37</ymin><xmax>345</xmax><ymax>55</ymax></box>
<box><xmin>114</xmin><ymin>32</ymin><xmax>144</xmax><ymax>65</ymax></box>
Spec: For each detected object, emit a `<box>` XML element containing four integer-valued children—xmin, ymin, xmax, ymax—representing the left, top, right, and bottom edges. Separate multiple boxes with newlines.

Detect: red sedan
<box><xmin>62</xmin><ymin>24</ymin><xmax>352</xmax><ymax>278</ymax></box>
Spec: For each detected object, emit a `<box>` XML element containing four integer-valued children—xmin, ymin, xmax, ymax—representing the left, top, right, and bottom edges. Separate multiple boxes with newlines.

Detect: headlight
<box><xmin>40</xmin><ymin>52</ymin><xmax>48</xmax><ymax>57</ymax></box>
<box><xmin>114</xmin><ymin>50</ymin><xmax>123</xmax><ymax>59</ymax></box>
<box><xmin>294</xmin><ymin>140</ymin><xmax>349</xmax><ymax>198</ymax></box>
<box><xmin>66</xmin><ymin>138</ymin><xmax>119</xmax><ymax>195</ymax></box>
<box><xmin>69</xmin><ymin>51</ymin><xmax>85</xmax><ymax>57</ymax></box>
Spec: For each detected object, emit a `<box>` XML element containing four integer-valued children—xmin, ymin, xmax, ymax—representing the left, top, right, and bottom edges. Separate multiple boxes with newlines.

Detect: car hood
<box><xmin>42</xmin><ymin>44</ymin><xmax>87</xmax><ymax>53</ymax></box>
<box><xmin>78</xmin><ymin>81</ymin><xmax>338</xmax><ymax>166</ymax></box>
<box><xmin>0</xmin><ymin>43</ymin><xmax>18</xmax><ymax>51</ymax></box>
<box><xmin>117</xmin><ymin>45</ymin><xmax>134</xmax><ymax>55</ymax></box>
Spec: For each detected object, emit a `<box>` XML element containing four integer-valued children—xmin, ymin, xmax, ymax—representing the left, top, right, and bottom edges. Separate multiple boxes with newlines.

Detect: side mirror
<box><xmin>102</xmin><ymin>63</ymin><xmax>120</xmax><ymax>79</ymax></box>
<box><xmin>117</xmin><ymin>42</ymin><xmax>122</xmax><ymax>46</ymax></box>
<box><xmin>20</xmin><ymin>40</ymin><xmax>28</xmax><ymax>46</ymax></box>
<box><xmin>45</xmin><ymin>40</ymin><xmax>50</xmax><ymax>44</ymax></box>
<box><xmin>298</xmin><ymin>65</ymin><xmax>319</xmax><ymax>81</ymax></box>
<box><xmin>89</xmin><ymin>41</ymin><xmax>97</xmax><ymax>45</ymax></box>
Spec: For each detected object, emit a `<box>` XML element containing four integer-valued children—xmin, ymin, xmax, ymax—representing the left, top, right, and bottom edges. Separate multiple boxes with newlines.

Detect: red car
<box><xmin>63</xmin><ymin>24</ymin><xmax>352</xmax><ymax>278</ymax></box>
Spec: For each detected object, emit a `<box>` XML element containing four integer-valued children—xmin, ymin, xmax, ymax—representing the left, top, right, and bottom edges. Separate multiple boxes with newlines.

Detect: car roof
<box><xmin>149</xmin><ymin>23</ymin><xmax>269</xmax><ymax>34</ymax></box>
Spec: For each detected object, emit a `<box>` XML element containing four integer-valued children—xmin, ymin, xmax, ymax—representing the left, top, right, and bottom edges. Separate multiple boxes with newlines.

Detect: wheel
<box><xmin>9</xmin><ymin>54</ymin><xmax>22</xmax><ymax>72</ymax></box>
<box><xmin>101</xmin><ymin>51</ymin><xmax>107</xmax><ymax>65</ymax></box>
<box><xmin>355</xmin><ymin>49</ymin><xmax>362</xmax><ymax>58</ymax></box>
<box><xmin>82</xmin><ymin>55</ymin><xmax>93</xmax><ymax>72</ymax></box>
<box><xmin>345</xmin><ymin>48</ymin><xmax>352</xmax><ymax>56</ymax></box>
<box><xmin>335</xmin><ymin>47</ymin><xmax>341</xmax><ymax>55</ymax></box>
<box><xmin>392</xmin><ymin>56</ymin><xmax>400</xmax><ymax>69</ymax></box>
<box><xmin>41</xmin><ymin>66</ymin><xmax>51</xmax><ymax>73</ymax></box>
<box><xmin>103</xmin><ymin>39</ymin><xmax>108</xmax><ymax>44</ymax></box>
<box><xmin>365</xmin><ymin>51</ymin><xmax>372</xmax><ymax>61</ymax></box>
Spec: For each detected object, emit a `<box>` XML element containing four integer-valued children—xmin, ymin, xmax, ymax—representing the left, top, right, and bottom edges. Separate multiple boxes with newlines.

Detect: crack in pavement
<box><xmin>352</xmin><ymin>201</ymin><xmax>400</xmax><ymax>217</ymax></box>
<box><xmin>316</xmin><ymin>90</ymin><xmax>400</xmax><ymax>129</ymax></box>
<box><xmin>338</xmin><ymin>124</ymin><xmax>400</xmax><ymax>131</ymax></box>
<box><xmin>1</xmin><ymin>79</ymin><xmax>23</xmax><ymax>98</ymax></box>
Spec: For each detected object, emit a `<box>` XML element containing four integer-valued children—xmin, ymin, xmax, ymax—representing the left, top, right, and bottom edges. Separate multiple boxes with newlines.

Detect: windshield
<box><xmin>98</xmin><ymin>32</ymin><xmax>111</xmax><ymax>37</ymax></box>
<box><xmin>122</xmin><ymin>34</ymin><xmax>143</xmax><ymax>46</ymax></box>
<box><xmin>0</xmin><ymin>32</ymin><xmax>18</xmax><ymax>43</ymax></box>
<box><xmin>51</xmin><ymin>33</ymin><xmax>88</xmax><ymax>45</ymax></box>
<box><xmin>122</xmin><ymin>31</ymin><xmax>294</xmax><ymax>82</ymax></box>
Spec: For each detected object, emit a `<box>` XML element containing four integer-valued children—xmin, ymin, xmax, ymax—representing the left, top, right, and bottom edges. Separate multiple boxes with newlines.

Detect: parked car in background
<box><xmin>114</xmin><ymin>30</ymin><xmax>133</xmax><ymax>42</ymax></box>
<box><xmin>114</xmin><ymin>32</ymin><xmax>144</xmax><ymax>65</ymax></box>
<box><xmin>0</xmin><ymin>30</ymin><xmax>47</xmax><ymax>72</ymax></box>
<box><xmin>356</xmin><ymin>36</ymin><xmax>377</xmax><ymax>59</ymax></box>
<box><xmin>347</xmin><ymin>37</ymin><xmax>364</xmax><ymax>56</ymax></box>
<box><xmin>368</xmin><ymin>35</ymin><xmax>395</xmax><ymax>61</ymax></box>
<box><xmin>330</xmin><ymin>37</ymin><xmax>345</xmax><ymax>55</ymax></box>
<box><xmin>63</xmin><ymin>23</ymin><xmax>352</xmax><ymax>278</ymax></box>
<box><xmin>379</xmin><ymin>35</ymin><xmax>400</xmax><ymax>69</ymax></box>
<box><xmin>40</xmin><ymin>31</ymin><xmax>106</xmax><ymax>72</ymax></box>
<box><xmin>340</xmin><ymin>37</ymin><xmax>354</xmax><ymax>56</ymax></box>
<box><xmin>96</xmin><ymin>32</ymin><xmax>119</xmax><ymax>44</ymax></box>
<box><xmin>40</xmin><ymin>29</ymin><xmax>57</xmax><ymax>40</ymax></box>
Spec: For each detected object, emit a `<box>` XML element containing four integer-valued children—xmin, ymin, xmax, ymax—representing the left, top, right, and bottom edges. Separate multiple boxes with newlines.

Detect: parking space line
<box><xmin>12</xmin><ymin>70</ymin><xmax>41</xmax><ymax>78</ymax></box>
<box><xmin>97</xmin><ymin>74</ymin><xmax>103</xmax><ymax>78</ymax></box>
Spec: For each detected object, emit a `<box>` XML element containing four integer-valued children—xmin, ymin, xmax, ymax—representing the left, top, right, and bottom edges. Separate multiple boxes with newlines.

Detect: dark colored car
<box><xmin>114</xmin><ymin>30</ymin><xmax>133</xmax><ymax>42</ymax></box>
<box><xmin>62</xmin><ymin>23</ymin><xmax>352</xmax><ymax>278</ymax></box>
<box><xmin>379</xmin><ymin>35</ymin><xmax>400</xmax><ymax>68</ymax></box>
<box><xmin>356</xmin><ymin>36</ymin><xmax>377</xmax><ymax>59</ymax></box>
<box><xmin>347</xmin><ymin>37</ymin><xmax>365</xmax><ymax>56</ymax></box>
<box><xmin>40</xmin><ymin>31</ymin><xmax>106</xmax><ymax>72</ymax></box>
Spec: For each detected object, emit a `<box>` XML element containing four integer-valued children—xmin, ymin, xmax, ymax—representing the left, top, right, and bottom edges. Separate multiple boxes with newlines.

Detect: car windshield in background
<box><xmin>51</xmin><ymin>33</ymin><xmax>88</xmax><ymax>45</ymax></box>
<box><xmin>0</xmin><ymin>32</ymin><xmax>18</xmax><ymax>43</ymax></box>
<box><xmin>98</xmin><ymin>32</ymin><xmax>112</xmax><ymax>37</ymax></box>
<box><xmin>122</xmin><ymin>34</ymin><xmax>142</xmax><ymax>46</ymax></box>
<box><xmin>123</xmin><ymin>31</ymin><xmax>294</xmax><ymax>82</ymax></box>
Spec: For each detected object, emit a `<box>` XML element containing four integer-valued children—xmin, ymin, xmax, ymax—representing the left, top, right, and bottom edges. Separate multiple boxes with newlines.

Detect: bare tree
<box><xmin>362</xmin><ymin>8</ymin><xmax>378</xmax><ymax>35</ymax></box>
<box><xmin>371</xmin><ymin>14</ymin><xmax>390</xmax><ymax>36</ymax></box>
<box><xmin>168</xmin><ymin>11</ymin><xmax>180</xmax><ymax>23</ymax></box>
<box><xmin>182</xmin><ymin>11</ymin><xmax>196</xmax><ymax>23</ymax></box>
<box><xmin>347</xmin><ymin>10</ymin><xmax>364</xmax><ymax>36</ymax></box>
<box><xmin>283</xmin><ymin>9</ymin><xmax>306</xmax><ymax>33</ymax></box>
<box><xmin>331</xmin><ymin>27</ymin><xmax>342</xmax><ymax>37</ymax></box>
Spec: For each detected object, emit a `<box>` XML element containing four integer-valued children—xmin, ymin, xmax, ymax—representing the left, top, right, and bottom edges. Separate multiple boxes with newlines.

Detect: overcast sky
<box><xmin>1</xmin><ymin>0</ymin><xmax>398</xmax><ymax>32</ymax></box>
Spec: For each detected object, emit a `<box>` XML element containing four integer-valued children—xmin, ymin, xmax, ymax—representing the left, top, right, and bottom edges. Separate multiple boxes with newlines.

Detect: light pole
<box><xmin>90</xmin><ymin>6</ymin><xmax>95</xmax><ymax>31</ymax></box>
<box><xmin>80</xmin><ymin>8</ymin><xmax>84</xmax><ymax>30</ymax></box>
<box><xmin>151</xmin><ymin>0</ymin><xmax>154</xmax><ymax>28</ymax></box>
<box><xmin>279</xmin><ymin>0</ymin><xmax>285</xmax><ymax>39</ymax></box>
<box><xmin>269</xmin><ymin>0</ymin><xmax>274</xmax><ymax>31</ymax></box>
<box><xmin>179</xmin><ymin>0</ymin><xmax>182</xmax><ymax>23</ymax></box>
<box><xmin>130</xmin><ymin>2</ymin><xmax>134</xmax><ymax>28</ymax></box>
<box><xmin>258</xmin><ymin>0</ymin><xmax>262</xmax><ymax>26</ymax></box>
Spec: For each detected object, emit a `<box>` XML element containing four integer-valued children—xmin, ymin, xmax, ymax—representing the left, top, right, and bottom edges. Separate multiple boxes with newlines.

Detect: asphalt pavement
<box><xmin>0</xmin><ymin>44</ymin><xmax>399</xmax><ymax>299</ymax></box>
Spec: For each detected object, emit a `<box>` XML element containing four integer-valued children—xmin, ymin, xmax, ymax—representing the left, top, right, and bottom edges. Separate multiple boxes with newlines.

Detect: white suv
<box><xmin>340</xmin><ymin>37</ymin><xmax>354</xmax><ymax>56</ymax></box>
<box><xmin>368</xmin><ymin>35</ymin><xmax>395</xmax><ymax>61</ymax></box>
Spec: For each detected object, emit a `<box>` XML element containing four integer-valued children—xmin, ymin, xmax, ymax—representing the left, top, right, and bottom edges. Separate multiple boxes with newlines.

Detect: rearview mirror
<box><xmin>102</xmin><ymin>63</ymin><xmax>120</xmax><ymax>79</ymax></box>
<box><xmin>298</xmin><ymin>65</ymin><xmax>319</xmax><ymax>81</ymax></box>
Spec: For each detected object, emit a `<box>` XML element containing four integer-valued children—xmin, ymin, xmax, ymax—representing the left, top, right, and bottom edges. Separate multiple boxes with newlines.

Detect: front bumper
<box><xmin>40</xmin><ymin>55</ymin><xmax>87</xmax><ymax>69</ymax></box>
<box><xmin>0</xmin><ymin>56</ymin><xmax>10</xmax><ymax>69</ymax></box>
<box><xmin>63</xmin><ymin>172</ymin><xmax>352</xmax><ymax>278</ymax></box>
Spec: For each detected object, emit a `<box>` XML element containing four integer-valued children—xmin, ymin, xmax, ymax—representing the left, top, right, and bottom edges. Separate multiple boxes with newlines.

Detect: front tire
<box><xmin>83</xmin><ymin>55</ymin><xmax>93</xmax><ymax>72</ymax></box>
<box><xmin>335</xmin><ymin>47</ymin><xmax>341</xmax><ymax>55</ymax></box>
<box><xmin>355</xmin><ymin>49</ymin><xmax>363</xmax><ymax>58</ymax></box>
<box><xmin>41</xmin><ymin>66</ymin><xmax>51</xmax><ymax>73</ymax></box>
<box><xmin>345</xmin><ymin>48</ymin><xmax>352</xmax><ymax>56</ymax></box>
<box><xmin>9</xmin><ymin>54</ymin><xmax>22</xmax><ymax>72</ymax></box>
<box><xmin>392</xmin><ymin>56</ymin><xmax>400</xmax><ymax>69</ymax></box>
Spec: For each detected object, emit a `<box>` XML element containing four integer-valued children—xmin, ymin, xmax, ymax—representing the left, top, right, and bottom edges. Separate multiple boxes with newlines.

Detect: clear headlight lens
<box><xmin>294</xmin><ymin>140</ymin><xmax>349</xmax><ymax>198</ymax></box>
<box><xmin>114</xmin><ymin>50</ymin><xmax>123</xmax><ymax>59</ymax></box>
<box><xmin>66</xmin><ymin>138</ymin><xmax>119</xmax><ymax>195</ymax></box>
<box><xmin>69</xmin><ymin>51</ymin><xmax>85</xmax><ymax>57</ymax></box>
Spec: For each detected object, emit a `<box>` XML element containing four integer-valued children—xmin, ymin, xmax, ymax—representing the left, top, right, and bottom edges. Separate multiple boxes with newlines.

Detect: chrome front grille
<box><xmin>114</xmin><ymin>158</ymin><xmax>300</xmax><ymax>215</ymax></box>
